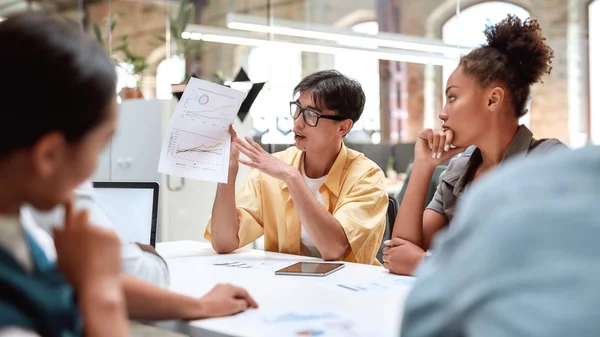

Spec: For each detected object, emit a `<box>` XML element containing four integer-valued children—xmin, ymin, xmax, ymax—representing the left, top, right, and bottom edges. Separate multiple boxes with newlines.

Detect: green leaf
<box><xmin>93</xmin><ymin>23</ymin><xmax>104</xmax><ymax>45</ymax></box>
<box><xmin>113</xmin><ymin>44</ymin><xmax>127</xmax><ymax>53</ymax></box>
<box><xmin>109</xmin><ymin>15</ymin><xmax>119</xmax><ymax>33</ymax></box>
<box><xmin>170</xmin><ymin>25</ymin><xmax>180</xmax><ymax>41</ymax></box>
<box><xmin>180</xmin><ymin>3</ymin><xmax>193</xmax><ymax>32</ymax></box>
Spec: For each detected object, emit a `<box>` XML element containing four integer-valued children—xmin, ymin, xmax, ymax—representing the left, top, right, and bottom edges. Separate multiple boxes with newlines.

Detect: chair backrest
<box><xmin>395</xmin><ymin>163</ymin><xmax>447</xmax><ymax>210</ymax></box>
<box><xmin>393</xmin><ymin>143</ymin><xmax>415</xmax><ymax>173</ymax></box>
<box><xmin>346</xmin><ymin>143</ymin><xmax>392</xmax><ymax>172</ymax></box>
<box><xmin>377</xmin><ymin>196</ymin><xmax>398</xmax><ymax>263</ymax></box>
<box><xmin>426</xmin><ymin>165</ymin><xmax>447</xmax><ymax>206</ymax></box>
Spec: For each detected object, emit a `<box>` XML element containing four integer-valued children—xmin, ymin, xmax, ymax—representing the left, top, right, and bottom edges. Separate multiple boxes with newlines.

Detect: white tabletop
<box><xmin>152</xmin><ymin>240</ymin><xmax>414</xmax><ymax>337</ymax></box>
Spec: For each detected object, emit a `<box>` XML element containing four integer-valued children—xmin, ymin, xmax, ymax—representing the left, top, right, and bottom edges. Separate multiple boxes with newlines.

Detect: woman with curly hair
<box><xmin>383</xmin><ymin>14</ymin><xmax>565</xmax><ymax>275</ymax></box>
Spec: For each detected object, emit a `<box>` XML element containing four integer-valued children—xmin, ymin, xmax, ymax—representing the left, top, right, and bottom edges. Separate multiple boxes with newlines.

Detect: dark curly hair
<box><xmin>460</xmin><ymin>14</ymin><xmax>554</xmax><ymax>118</ymax></box>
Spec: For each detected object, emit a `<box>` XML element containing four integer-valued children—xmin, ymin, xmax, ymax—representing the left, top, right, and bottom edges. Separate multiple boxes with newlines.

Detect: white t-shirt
<box><xmin>21</xmin><ymin>181</ymin><xmax>169</xmax><ymax>288</ymax></box>
<box><xmin>0</xmin><ymin>214</ymin><xmax>38</xmax><ymax>336</ymax></box>
<box><xmin>300</xmin><ymin>163</ymin><xmax>327</xmax><ymax>258</ymax></box>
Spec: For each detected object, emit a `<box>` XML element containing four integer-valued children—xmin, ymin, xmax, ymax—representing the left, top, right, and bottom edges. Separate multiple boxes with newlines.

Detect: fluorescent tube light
<box><xmin>226</xmin><ymin>13</ymin><xmax>472</xmax><ymax>57</ymax></box>
<box><xmin>183</xmin><ymin>24</ymin><xmax>459</xmax><ymax>66</ymax></box>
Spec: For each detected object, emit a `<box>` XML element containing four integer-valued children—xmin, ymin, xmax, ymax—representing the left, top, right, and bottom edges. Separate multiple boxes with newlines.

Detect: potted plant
<box><xmin>93</xmin><ymin>15</ymin><xmax>148</xmax><ymax>99</ymax></box>
<box><xmin>113</xmin><ymin>35</ymin><xmax>149</xmax><ymax>99</ymax></box>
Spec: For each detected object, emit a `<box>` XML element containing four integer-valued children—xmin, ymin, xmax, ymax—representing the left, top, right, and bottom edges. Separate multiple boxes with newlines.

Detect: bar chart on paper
<box><xmin>159</xmin><ymin>77</ymin><xmax>246</xmax><ymax>183</ymax></box>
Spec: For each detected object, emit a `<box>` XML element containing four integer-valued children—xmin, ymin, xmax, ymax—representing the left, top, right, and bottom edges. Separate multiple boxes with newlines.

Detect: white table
<box><xmin>151</xmin><ymin>241</ymin><xmax>413</xmax><ymax>337</ymax></box>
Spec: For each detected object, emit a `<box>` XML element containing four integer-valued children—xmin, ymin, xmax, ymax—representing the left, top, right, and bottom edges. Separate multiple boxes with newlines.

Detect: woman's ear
<box><xmin>487</xmin><ymin>86</ymin><xmax>505</xmax><ymax>112</ymax></box>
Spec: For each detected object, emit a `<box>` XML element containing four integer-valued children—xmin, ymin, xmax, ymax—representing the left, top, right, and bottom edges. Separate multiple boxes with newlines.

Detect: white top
<box><xmin>300</xmin><ymin>162</ymin><xmax>327</xmax><ymax>258</ymax></box>
<box><xmin>0</xmin><ymin>214</ymin><xmax>32</xmax><ymax>272</ymax></box>
<box><xmin>0</xmin><ymin>214</ymin><xmax>39</xmax><ymax>336</ymax></box>
<box><xmin>21</xmin><ymin>181</ymin><xmax>169</xmax><ymax>288</ymax></box>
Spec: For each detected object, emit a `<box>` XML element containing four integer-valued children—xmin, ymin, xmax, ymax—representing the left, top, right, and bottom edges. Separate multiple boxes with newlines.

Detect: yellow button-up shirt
<box><xmin>205</xmin><ymin>144</ymin><xmax>388</xmax><ymax>265</ymax></box>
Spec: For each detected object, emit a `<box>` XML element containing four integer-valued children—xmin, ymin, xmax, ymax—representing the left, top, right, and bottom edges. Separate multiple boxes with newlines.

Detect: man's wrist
<box><xmin>282</xmin><ymin>167</ymin><xmax>301</xmax><ymax>185</ymax></box>
<box><xmin>223</xmin><ymin>168</ymin><xmax>238</xmax><ymax>186</ymax></box>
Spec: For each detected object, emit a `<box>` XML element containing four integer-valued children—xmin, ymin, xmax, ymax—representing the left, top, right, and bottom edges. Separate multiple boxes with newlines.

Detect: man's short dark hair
<box><xmin>293</xmin><ymin>70</ymin><xmax>366</xmax><ymax>123</ymax></box>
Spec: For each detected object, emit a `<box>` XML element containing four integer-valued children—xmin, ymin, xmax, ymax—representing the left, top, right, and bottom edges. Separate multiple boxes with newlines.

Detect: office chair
<box><xmin>376</xmin><ymin>196</ymin><xmax>399</xmax><ymax>263</ymax></box>
<box><xmin>395</xmin><ymin>163</ymin><xmax>447</xmax><ymax>210</ymax></box>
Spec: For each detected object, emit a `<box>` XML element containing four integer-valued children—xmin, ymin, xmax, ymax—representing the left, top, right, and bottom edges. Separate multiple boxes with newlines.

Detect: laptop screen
<box><xmin>92</xmin><ymin>182</ymin><xmax>158</xmax><ymax>246</ymax></box>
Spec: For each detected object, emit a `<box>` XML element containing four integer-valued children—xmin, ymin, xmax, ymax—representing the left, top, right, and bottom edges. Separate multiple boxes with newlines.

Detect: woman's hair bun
<box><xmin>484</xmin><ymin>14</ymin><xmax>554</xmax><ymax>85</ymax></box>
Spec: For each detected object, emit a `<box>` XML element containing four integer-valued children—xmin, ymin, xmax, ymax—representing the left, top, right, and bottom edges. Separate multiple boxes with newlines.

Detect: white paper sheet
<box><xmin>158</xmin><ymin>78</ymin><xmax>246</xmax><ymax>183</ymax></box>
<box><xmin>325</xmin><ymin>275</ymin><xmax>416</xmax><ymax>294</ymax></box>
<box><xmin>212</xmin><ymin>260</ymin><xmax>288</xmax><ymax>271</ymax></box>
<box><xmin>239</xmin><ymin>308</ymin><xmax>389</xmax><ymax>337</ymax></box>
<box><xmin>207</xmin><ymin>252</ymin><xmax>297</xmax><ymax>271</ymax></box>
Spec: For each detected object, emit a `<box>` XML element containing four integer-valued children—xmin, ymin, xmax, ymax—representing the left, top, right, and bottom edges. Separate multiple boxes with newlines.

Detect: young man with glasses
<box><xmin>204</xmin><ymin>70</ymin><xmax>388</xmax><ymax>265</ymax></box>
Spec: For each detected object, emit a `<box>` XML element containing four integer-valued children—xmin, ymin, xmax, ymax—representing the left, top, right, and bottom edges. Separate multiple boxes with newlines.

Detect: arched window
<box><xmin>590</xmin><ymin>0</ymin><xmax>600</xmax><ymax>143</ymax></box>
<box><xmin>442</xmin><ymin>2</ymin><xmax>531</xmax><ymax>126</ymax></box>
<box><xmin>334</xmin><ymin>21</ymin><xmax>380</xmax><ymax>143</ymax></box>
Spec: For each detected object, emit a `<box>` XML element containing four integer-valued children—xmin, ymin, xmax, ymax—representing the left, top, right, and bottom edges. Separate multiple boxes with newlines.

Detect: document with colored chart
<box><xmin>240</xmin><ymin>308</ymin><xmax>390</xmax><ymax>337</ymax></box>
<box><xmin>159</xmin><ymin>77</ymin><xmax>245</xmax><ymax>183</ymax></box>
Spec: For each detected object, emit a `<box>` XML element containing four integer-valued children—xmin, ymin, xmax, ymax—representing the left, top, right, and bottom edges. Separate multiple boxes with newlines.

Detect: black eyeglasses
<box><xmin>289</xmin><ymin>101</ymin><xmax>348</xmax><ymax>127</ymax></box>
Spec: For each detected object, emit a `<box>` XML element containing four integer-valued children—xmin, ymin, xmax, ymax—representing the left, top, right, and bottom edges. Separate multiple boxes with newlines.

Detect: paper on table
<box><xmin>326</xmin><ymin>275</ymin><xmax>416</xmax><ymax>294</ymax></box>
<box><xmin>158</xmin><ymin>77</ymin><xmax>246</xmax><ymax>183</ymax></box>
<box><xmin>207</xmin><ymin>252</ymin><xmax>297</xmax><ymax>271</ymax></box>
<box><xmin>239</xmin><ymin>308</ymin><xmax>389</xmax><ymax>337</ymax></box>
<box><xmin>212</xmin><ymin>260</ymin><xmax>289</xmax><ymax>271</ymax></box>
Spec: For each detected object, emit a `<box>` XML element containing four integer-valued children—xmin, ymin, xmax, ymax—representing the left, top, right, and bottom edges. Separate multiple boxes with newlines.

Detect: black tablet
<box><xmin>274</xmin><ymin>262</ymin><xmax>345</xmax><ymax>277</ymax></box>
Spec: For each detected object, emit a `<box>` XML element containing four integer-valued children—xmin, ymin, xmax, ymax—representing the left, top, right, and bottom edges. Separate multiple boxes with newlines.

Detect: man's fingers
<box><xmin>233</xmin><ymin>138</ymin><xmax>260</xmax><ymax>157</ymax></box>
<box><xmin>238</xmin><ymin>159</ymin><xmax>258</xmax><ymax>169</ymax></box>
<box><xmin>229</xmin><ymin>125</ymin><xmax>237</xmax><ymax>139</ymax></box>
<box><xmin>233</xmin><ymin>140</ymin><xmax>259</xmax><ymax>159</ymax></box>
<box><xmin>245</xmin><ymin>136</ymin><xmax>265</xmax><ymax>153</ymax></box>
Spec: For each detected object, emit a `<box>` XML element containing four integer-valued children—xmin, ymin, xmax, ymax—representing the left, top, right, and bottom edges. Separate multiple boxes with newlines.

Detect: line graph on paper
<box><xmin>159</xmin><ymin>77</ymin><xmax>246</xmax><ymax>183</ymax></box>
<box><xmin>166</xmin><ymin>128</ymin><xmax>227</xmax><ymax>170</ymax></box>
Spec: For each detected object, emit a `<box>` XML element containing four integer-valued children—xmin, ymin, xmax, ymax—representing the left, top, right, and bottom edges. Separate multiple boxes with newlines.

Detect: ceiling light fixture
<box><xmin>226</xmin><ymin>13</ymin><xmax>472</xmax><ymax>57</ymax></box>
<box><xmin>183</xmin><ymin>24</ymin><xmax>459</xmax><ymax>66</ymax></box>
